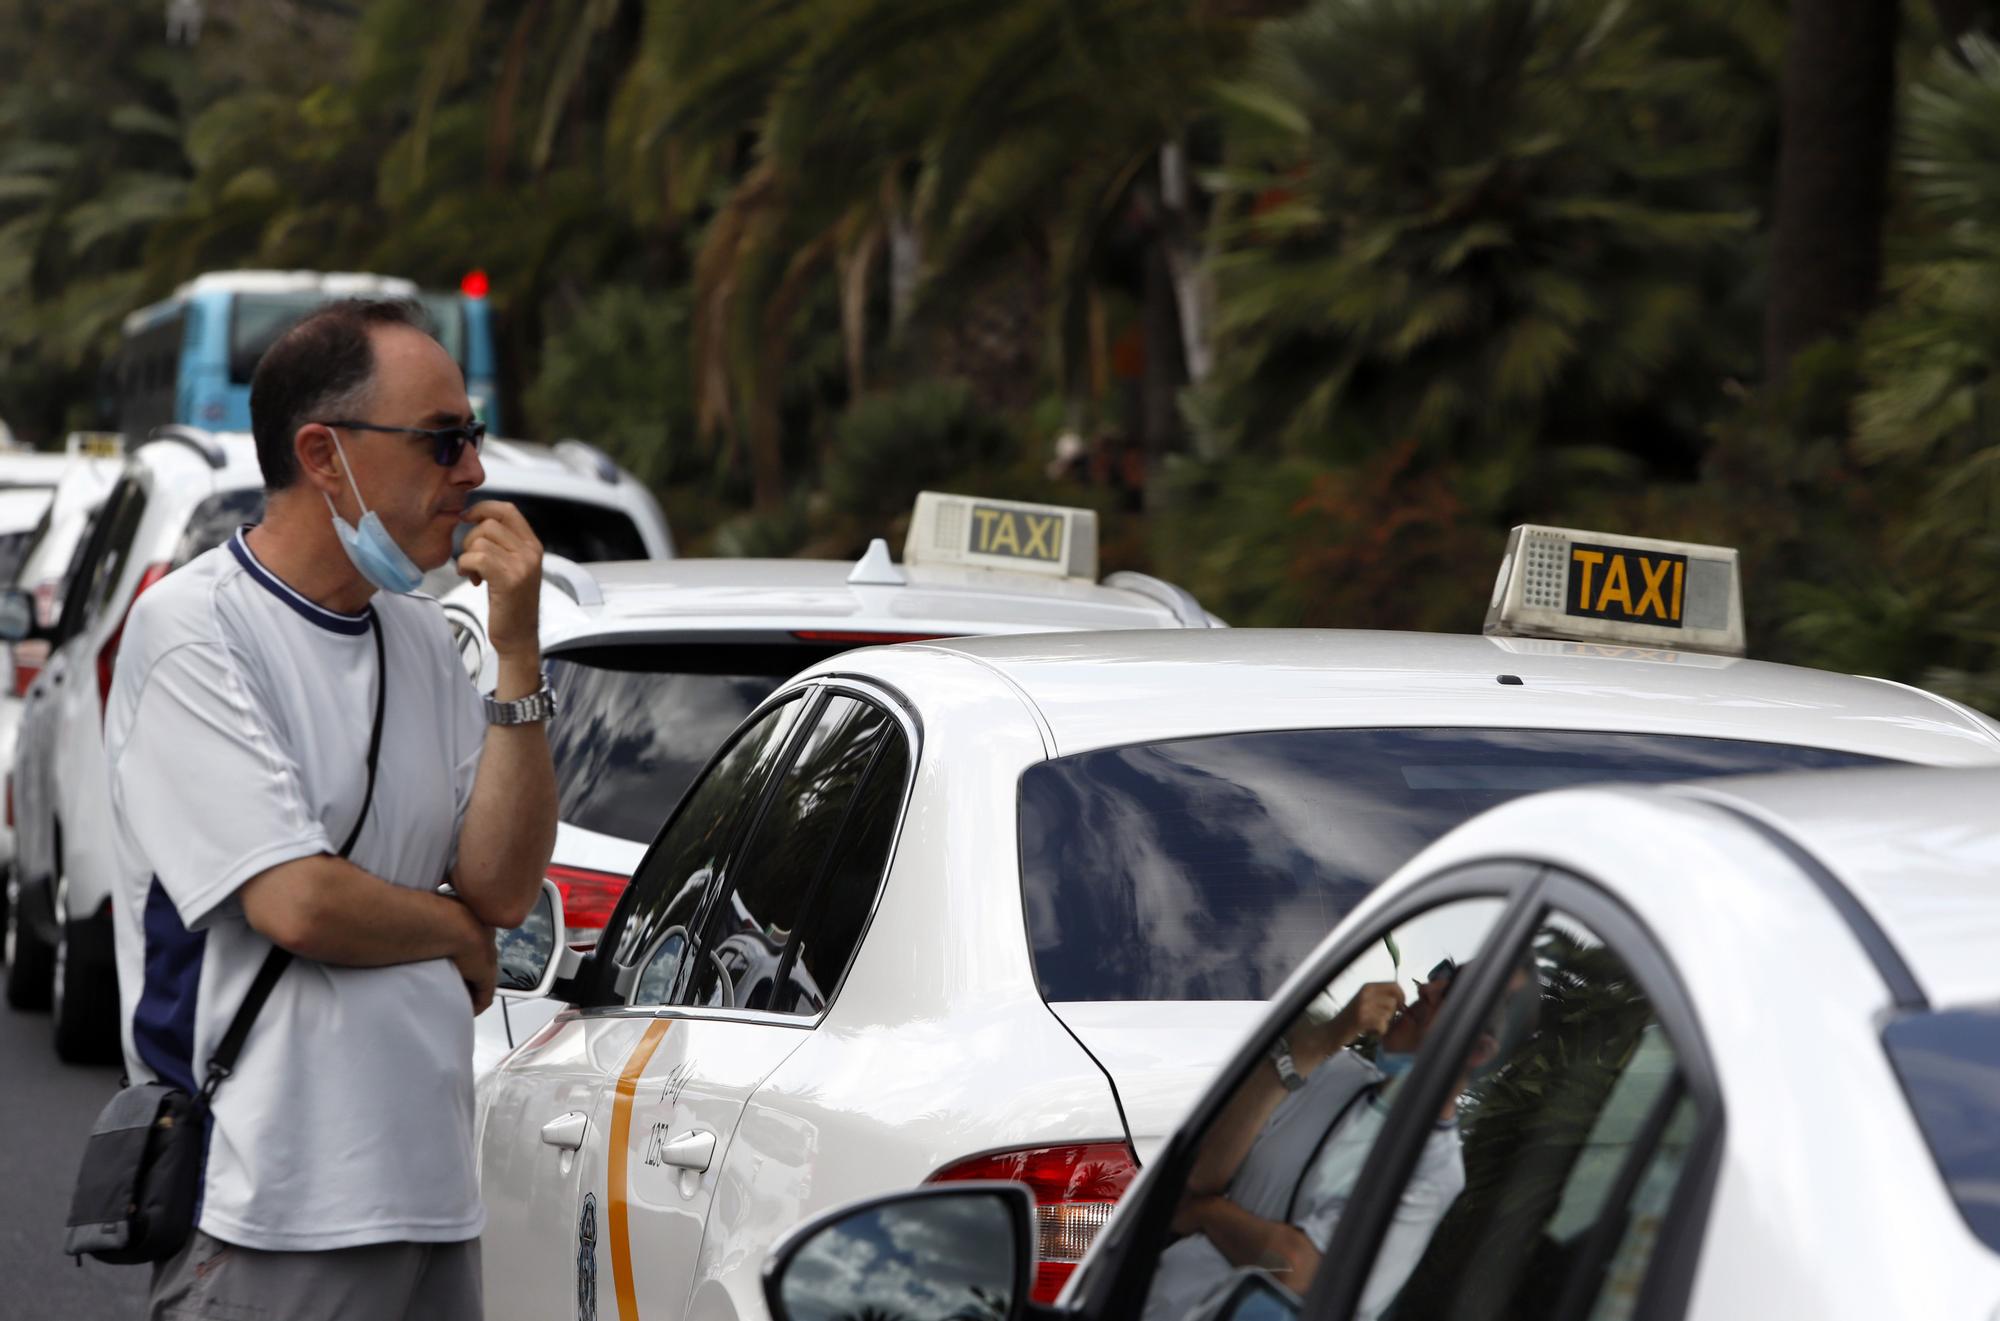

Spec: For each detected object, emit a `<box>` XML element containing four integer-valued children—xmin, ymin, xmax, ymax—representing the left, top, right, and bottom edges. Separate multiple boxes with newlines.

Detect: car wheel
<box><xmin>4</xmin><ymin>866</ymin><xmax>55</xmax><ymax>1011</ymax></box>
<box><xmin>51</xmin><ymin>877</ymin><xmax>120</xmax><ymax>1065</ymax></box>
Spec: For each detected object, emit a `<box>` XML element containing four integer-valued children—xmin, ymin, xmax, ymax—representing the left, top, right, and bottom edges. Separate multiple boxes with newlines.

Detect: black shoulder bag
<box><xmin>63</xmin><ymin>613</ymin><xmax>388</xmax><ymax>1265</ymax></box>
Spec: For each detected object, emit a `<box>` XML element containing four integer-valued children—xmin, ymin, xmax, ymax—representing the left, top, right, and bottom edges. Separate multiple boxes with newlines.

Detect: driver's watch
<box><xmin>484</xmin><ymin>675</ymin><xmax>557</xmax><ymax>726</ymax></box>
<box><xmin>1270</xmin><ymin>1036</ymin><xmax>1306</xmax><ymax>1092</ymax></box>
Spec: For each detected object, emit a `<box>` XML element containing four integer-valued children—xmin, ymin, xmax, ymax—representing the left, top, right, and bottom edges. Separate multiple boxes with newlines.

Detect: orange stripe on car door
<box><xmin>609</xmin><ymin>1018</ymin><xmax>672</xmax><ymax>1320</ymax></box>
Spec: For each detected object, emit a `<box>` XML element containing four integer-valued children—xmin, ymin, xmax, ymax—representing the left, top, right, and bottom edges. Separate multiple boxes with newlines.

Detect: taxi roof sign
<box><xmin>65</xmin><ymin>431</ymin><xmax>124</xmax><ymax>459</ymax></box>
<box><xmin>1484</xmin><ymin>524</ymin><xmax>1745</xmax><ymax>657</ymax></box>
<box><xmin>903</xmin><ymin>491</ymin><xmax>1098</xmax><ymax>581</ymax></box>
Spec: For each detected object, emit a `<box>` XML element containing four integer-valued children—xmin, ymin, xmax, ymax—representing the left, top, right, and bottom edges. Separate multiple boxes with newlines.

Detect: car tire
<box><xmin>51</xmin><ymin>879</ymin><xmax>120</xmax><ymax>1065</ymax></box>
<box><xmin>4</xmin><ymin>866</ymin><xmax>55</xmax><ymax>1011</ymax></box>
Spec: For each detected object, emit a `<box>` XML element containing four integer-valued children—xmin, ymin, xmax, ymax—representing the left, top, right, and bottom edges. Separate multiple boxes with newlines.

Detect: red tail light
<box><xmin>546</xmin><ymin>863</ymin><xmax>628</xmax><ymax>945</ymax></box>
<box><xmin>98</xmin><ymin>562</ymin><xmax>171</xmax><ymax>723</ymax></box>
<box><xmin>927</xmin><ymin>1142</ymin><xmax>1139</xmax><ymax>1302</ymax></box>
<box><xmin>12</xmin><ymin>639</ymin><xmax>48</xmax><ymax>698</ymax></box>
<box><xmin>790</xmin><ymin>630</ymin><xmax>954</xmax><ymax>645</ymax></box>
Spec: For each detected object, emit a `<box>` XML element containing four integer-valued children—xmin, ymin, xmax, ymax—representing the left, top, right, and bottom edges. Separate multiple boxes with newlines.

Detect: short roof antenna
<box><xmin>848</xmin><ymin>538</ymin><xmax>908</xmax><ymax>586</ymax></box>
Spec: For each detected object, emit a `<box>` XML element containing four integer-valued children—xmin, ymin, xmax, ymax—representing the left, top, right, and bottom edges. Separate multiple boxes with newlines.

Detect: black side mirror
<box><xmin>0</xmin><ymin>588</ymin><xmax>41</xmax><ymax>643</ymax></box>
<box><xmin>764</xmin><ymin>1183</ymin><xmax>1035</xmax><ymax>1321</ymax></box>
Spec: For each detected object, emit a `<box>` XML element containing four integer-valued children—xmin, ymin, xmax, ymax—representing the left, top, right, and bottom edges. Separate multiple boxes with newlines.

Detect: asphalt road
<box><xmin>0</xmin><ymin>999</ymin><xmax>150</xmax><ymax>1319</ymax></box>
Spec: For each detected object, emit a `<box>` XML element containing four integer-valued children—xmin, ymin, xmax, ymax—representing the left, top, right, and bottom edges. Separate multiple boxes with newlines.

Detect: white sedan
<box><xmin>456</xmin><ymin>492</ymin><xmax>1221</xmax><ymax>1071</ymax></box>
<box><xmin>761</xmin><ymin>760</ymin><xmax>2000</xmax><ymax>1321</ymax></box>
<box><xmin>477</xmin><ymin>543</ymin><xmax>2000</xmax><ymax>1321</ymax></box>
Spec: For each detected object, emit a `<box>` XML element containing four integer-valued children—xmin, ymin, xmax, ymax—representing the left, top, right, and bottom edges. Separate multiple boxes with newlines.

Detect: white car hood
<box><xmin>1046</xmin><ymin>1001</ymin><xmax>1267</xmax><ymax>1163</ymax></box>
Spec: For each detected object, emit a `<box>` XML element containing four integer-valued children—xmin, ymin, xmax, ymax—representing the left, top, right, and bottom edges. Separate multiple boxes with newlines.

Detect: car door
<box><xmin>479</xmin><ymin>692</ymin><xmax>813</xmax><ymax>1321</ymax></box>
<box><xmin>1078</xmin><ymin>864</ymin><xmax>1721</xmax><ymax>1321</ymax></box>
<box><xmin>1309</xmin><ymin>873</ymin><xmax>1721</xmax><ymax>1321</ymax></box>
<box><xmin>595</xmin><ymin>684</ymin><xmax>914</xmax><ymax>1321</ymax></box>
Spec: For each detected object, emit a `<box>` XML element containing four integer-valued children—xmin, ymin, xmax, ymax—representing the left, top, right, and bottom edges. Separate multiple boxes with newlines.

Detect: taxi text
<box><xmin>1565</xmin><ymin>542</ymin><xmax>1686</xmax><ymax>627</ymax></box>
<box><xmin>970</xmin><ymin>504</ymin><xmax>1065</xmax><ymax>563</ymax></box>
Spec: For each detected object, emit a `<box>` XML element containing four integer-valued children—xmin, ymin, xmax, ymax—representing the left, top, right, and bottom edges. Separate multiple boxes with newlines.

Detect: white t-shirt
<box><xmin>105</xmin><ymin>529</ymin><xmax>488</xmax><ymax>1251</ymax></box>
<box><xmin>1143</xmin><ymin>1053</ymin><xmax>1465</xmax><ymax>1321</ymax></box>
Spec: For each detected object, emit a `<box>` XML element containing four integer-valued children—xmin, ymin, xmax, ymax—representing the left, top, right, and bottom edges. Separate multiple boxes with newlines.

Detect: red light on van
<box><xmin>460</xmin><ymin>269</ymin><xmax>490</xmax><ymax>300</ymax></box>
<box><xmin>927</xmin><ymin>1141</ymin><xmax>1139</xmax><ymax>1303</ymax></box>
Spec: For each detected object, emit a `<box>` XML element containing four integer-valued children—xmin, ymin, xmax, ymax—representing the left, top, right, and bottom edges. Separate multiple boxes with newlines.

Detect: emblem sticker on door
<box><xmin>577</xmin><ymin>1192</ymin><xmax>598</xmax><ymax>1321</ymax></box>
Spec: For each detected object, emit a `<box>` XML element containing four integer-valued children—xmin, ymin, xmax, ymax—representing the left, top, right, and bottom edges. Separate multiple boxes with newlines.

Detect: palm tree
<box><xmin>1196</xmin><ymin>0</ymin><xmax>1758</xmax><ymax>486</ymax></box>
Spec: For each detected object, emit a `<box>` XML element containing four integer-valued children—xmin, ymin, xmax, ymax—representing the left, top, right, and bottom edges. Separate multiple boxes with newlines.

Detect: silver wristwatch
<box><xmin>484</xmin><ymin>676</ymin><xmax>557</xmax><ymax>726</ymax></box>
<box><xmin>1270</xmin><ymin>1036</ymin><xmax>1306</xmax><ymax>1092</ymax></box>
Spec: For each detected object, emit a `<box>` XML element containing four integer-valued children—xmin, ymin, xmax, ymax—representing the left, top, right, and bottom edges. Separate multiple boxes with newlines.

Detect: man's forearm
<box><xmin>451</xmin><ymin>651</ymin><xmax>557</xmax><ymax>929</ymax></box>
<box><xmin>1186</xmin><ymin>1197</ymin><xmax>1321</xmax><ymax>1285</ymax></box>
<box><xmin>240</xmin><ymin>854</ymin><xmax>481</xmax><ymax>967</ymax></box>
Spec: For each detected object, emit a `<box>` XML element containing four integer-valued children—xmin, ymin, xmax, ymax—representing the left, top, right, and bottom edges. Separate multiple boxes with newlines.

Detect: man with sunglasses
<box><xmin>1143</xmin><ymin>956</ymin><xmax>1518</xmax><ymax>1321</ymax></box>
<box><xmin>103</xmin><ymin>298</ymin><xmax>557</xmax><ymax>1320</ymax></box>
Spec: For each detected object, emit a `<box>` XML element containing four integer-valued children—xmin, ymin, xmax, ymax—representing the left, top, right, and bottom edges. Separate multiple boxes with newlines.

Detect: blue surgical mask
<box><xmin>324</xmin><ymin>428</ymin><xmax>425</xmax><ymax>595</ymax></box>
<box><xmin>1375</xmin><ymin>1049</ymin><xmax>1418</xmax><ymax>1081</ymax></box>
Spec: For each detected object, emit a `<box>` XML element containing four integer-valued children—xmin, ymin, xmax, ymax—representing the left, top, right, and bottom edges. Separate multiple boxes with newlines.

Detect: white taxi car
<box><xmin>449</xmin><ymin>492</ymin><xmax>1223</xmax><ymax>1068</ymax></box>
<box><xmin>765</xmin><ymin>760</ymin><xmax>2000</xmax><ymax>1321</ymax></box>
<box><xmin>0</xmin><ymin>426</ymin><xmax>671</xmax><ymax>1059</ymax></box>
<box><xmin>477</xmin><ymin>526</ymin><xmax>2000</xmax><ymax>1321</ymax></box>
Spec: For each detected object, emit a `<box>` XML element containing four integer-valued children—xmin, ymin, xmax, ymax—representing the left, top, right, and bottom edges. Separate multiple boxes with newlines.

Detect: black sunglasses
<box><xmin>319</xmin><ymin>418</ymin><xmax>486</xmax><ymax>467</ymax></box>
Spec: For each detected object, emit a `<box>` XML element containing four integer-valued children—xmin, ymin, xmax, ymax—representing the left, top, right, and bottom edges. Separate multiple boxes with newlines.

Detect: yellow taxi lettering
<box><xmin>1635</xmin><ymin>556</ymin><xmax>1674</xmax><ymax>622</ymax></box>
<box><xmin>1595</xmin><ymin>555</ymin><xmax>1633</xmax><ymax>614</ymax></box>
<box><xmin>1022</xmin><ymin>513</ymin><xmax>1062</xmax><ymax>561</ymax></box>
<box><xmin>1671</xmin><ymin>559</ymin><xmax>1685</xmax><ymax>620</ymax></box>
<box><xmin>970</xmin><ymin>507</ymin><xmax>1003</xmax><ymax>553</ymax></box>
<box><xmin>985</xmin><ymin>512</ymin><xmax>1023</xmax><ymax>556</ymax></box>
<box><xmin>1571</xmin><ymin>548</ymin><xmax>1604</xmax><ymax>605</ymax></box>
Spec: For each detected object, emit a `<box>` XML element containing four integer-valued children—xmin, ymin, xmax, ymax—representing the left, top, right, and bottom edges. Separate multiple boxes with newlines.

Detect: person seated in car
<box><xmin>1143</xmin><ymin>957</ymin><xmax>1536</xmax><ymax>1321</ymax></box>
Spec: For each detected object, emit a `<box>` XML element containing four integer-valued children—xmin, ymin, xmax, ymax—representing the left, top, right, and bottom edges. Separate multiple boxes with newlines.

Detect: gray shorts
<box><xmin>149</xmin><ymin>1229</ymin><xmax>482</xmax><ymax>1321</ymax></box>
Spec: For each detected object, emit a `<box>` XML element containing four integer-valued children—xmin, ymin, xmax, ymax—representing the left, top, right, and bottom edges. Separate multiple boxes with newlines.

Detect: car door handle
<box><xmin>540</xmin><ymin>1111</ymin><xmax>589</xmax><ymax>1151</ymax></box>
<box><xmin>655</xmin><ymin>1131</ymin><xmax>715</xmax><ymax>1172</ymax></box>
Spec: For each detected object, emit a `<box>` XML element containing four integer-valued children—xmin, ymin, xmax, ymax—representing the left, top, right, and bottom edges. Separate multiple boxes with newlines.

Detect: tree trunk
<box><xmin>1157</xmin><ymin>141</ymin><xmax>1214</xmax><ymax>385</ymax></box>
<box><xmin>1140</xmin><ymin>233</ymin><xmax>1184</xmax><ymax>512</ymax></box>
<box><xmin>1762</xmin><ymin>0</ymin><xmax>1899</xmax><ymax>386</ymax></box>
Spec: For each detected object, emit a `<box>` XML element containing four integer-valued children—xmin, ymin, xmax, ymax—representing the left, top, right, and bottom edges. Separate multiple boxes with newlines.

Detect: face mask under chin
<box><xmin>323</xmin><ymin>427</ymin><xmax>426</xmax><ymax>595</ymax></box>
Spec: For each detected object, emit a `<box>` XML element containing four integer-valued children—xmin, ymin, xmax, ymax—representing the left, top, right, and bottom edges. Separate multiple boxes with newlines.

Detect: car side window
<box><xmin>1136</xmin><ymin>894</ymin><xmax>1511</xmax><ymax>1321</ymax></box>
<box><xmin>774</xmin><ymin>724</ymin><xmax>908</xmax><ymax>1014</ymax></box>
<box><xmin>612</xmin><ymin>694</ymin><xmax>811</xmax><ymax>1005</ymax></box>
<box><xmin>676</xmin><ymin>693</ymin><xmax>903</xmax><ymax>1014</ymax></box>
<box><xmin>1348</xmin><ymin>908</ymin><xmax>1700</xmax><ymax>1321</ymax></box>
<box><xmin>54</xmin><ymin>480</ymin><xmax>128</xmax><ymax>641</ymax></box>
<box><xmin>82</xmin><ymin>477</ymin><xmax>148</xmax><ymax>625</ymax></box>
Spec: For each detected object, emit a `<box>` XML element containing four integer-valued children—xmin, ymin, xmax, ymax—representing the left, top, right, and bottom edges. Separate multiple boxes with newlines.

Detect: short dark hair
<box><xmin>248</xmin><ymin>298</ymin><xmax>432</xmax><ymax>490</ymax></box>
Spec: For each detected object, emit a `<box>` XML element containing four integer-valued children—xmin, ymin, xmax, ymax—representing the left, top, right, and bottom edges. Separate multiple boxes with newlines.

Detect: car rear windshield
<box><xmin>1883</xmin><ymin>1006</ymin><xmax>2000</xmax><ymax>1255</ymax></box>
<box><xmin>546</xmin><ymin>642</ymin><xmax>852</xmax><ymax>844</ymax></box>
<box><xmin>466</xmin><ymin>492</ymin><xmax>647</xmax><ymax>562</ymax></box>
<box><xmin>174</xmin><ymin>489</ymin><xmax>264</xmax><ymax>568</ymax></box>
<box><xmin>1019</xmin><ymin>728</ymin><xmax>1888</xmax><ymax>1003</ymax></box>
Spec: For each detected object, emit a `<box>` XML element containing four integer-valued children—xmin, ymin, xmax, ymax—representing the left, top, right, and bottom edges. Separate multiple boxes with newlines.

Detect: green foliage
<box><xmin>823</xmin><ymin>380</ymin><xmax>1017</xmax><ymax>526</ymax></box>
<box><xmin>525</xmin><ymin>284</ymin><xmax>695</xmax><ymax>491</ymax></box>
<box><xmin>0</xmin><ymin>0</ymin><xmax>1992</xmax><ymax>710</ymax></box>
<box><xmin>1198</xmin><ymin>0</ymin><xmax>1758</xmax><ymax>483</ymax></box>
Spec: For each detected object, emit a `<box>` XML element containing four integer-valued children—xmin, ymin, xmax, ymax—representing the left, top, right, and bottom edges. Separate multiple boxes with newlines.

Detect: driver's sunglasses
<box><xmin>319</xmin><ymin>418</ymin><xmax>486</xmax><ymax>467</ymax></box>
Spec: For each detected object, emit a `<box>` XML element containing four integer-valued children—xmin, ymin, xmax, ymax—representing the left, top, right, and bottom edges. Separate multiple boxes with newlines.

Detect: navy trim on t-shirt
<box><xmin>228</xmin><ymin>529</ymin><xmax>373</xmax><ymax>636</ymax></box>
<box><xmin>133</xmin><ymin>876</ymin><xmax>204</xmax><ymax>1095</ymax></box>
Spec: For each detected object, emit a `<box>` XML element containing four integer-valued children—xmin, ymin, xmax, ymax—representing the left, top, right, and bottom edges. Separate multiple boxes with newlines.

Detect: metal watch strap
<box><xmin>484</xmin><ymin>675</ymin><xmax>556</xmax><ymax>726</ymax></box>
<box><xmin>1270</xmin><ymin>1035</ymin><xmax>1306</xmax><ymax>1092</ymax></box>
